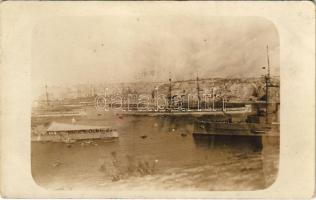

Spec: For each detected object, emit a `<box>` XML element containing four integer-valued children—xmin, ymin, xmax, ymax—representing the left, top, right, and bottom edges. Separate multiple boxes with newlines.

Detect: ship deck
<box><xmin>118</xmin><ymin>109</ymin><xmax>252</xmax><ymax>117</ymax></box>
<box><xmin>192</xmin><ymin>131</ymin><xmax>279</xmax><ymax>137</ymax></box>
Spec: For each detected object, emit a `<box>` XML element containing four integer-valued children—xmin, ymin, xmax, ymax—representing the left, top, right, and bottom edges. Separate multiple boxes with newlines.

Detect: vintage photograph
<box><xmin>30</xmin><ymin>15</ymin><xmax>280</xmax><ymax>191</ymax></box>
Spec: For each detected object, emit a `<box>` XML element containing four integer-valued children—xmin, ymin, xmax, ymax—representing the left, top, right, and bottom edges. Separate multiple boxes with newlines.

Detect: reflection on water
<box><xmin>31</xmin><ymin>114</ymin><xmax>279</xmax><ymax>191</ymax></box>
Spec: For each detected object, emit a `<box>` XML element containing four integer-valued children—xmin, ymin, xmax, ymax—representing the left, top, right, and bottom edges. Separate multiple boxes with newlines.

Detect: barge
<box><xmin>32</xmin><ymin>122</ymin><xmax>119</xmax><ymax>142</ymax></box>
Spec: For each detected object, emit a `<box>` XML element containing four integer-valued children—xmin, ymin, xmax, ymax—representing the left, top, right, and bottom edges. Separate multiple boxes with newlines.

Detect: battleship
<box><xmin>192</xmin><ymin>45</ymin><xmax>280</xmax><ymax>149</ymax></box>
<box><xmin>113</xmin><ymin>72</ymin><xmax>254</xmax><ymax>117</ymax></box>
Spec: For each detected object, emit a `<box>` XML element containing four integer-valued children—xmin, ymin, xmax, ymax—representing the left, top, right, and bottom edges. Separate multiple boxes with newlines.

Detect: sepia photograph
<box><xmin>1</xmin><ymin>1</ymin><xmax>315</xmax><ymax>198</ymax></box>
<box><xmin>30</xmin><ymin>15</ymin><xmax>280</xmax><ymax>191</ymax></box>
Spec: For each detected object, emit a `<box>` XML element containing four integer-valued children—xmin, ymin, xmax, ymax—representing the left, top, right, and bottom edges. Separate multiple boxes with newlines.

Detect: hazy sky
<box><xmin>32</xmin><ymin>15</ymin><xmax>279</xmax><ymax>89</ymax></box>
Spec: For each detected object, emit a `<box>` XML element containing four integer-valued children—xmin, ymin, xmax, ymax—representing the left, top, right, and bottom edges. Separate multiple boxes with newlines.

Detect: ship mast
<box><xmin>168</xmin><ymin>71</ymin><xmax>172</xmax><ymax>111</ymax></box>
<box><xmin>265</xmin><ymin>45</ymin><xmax>270</xmax><ymax>124</ymax></box>
<box><xmin>45</xmin><ymin>84</ymin><xmax>49</xmax><ymax>106</ymax></box>
<box><xmin>196</xmin><ymin>72</ymin><xmax>201</xmax><ymax>102</ymax></box>
<box><xmin>196</xmin><ymin>72</ymin><xmax>203</xmax><ymax>110</ymax></box>
<box><xmin>212</xmin><ymin>87</ymin><xmax>215</xmax><ymax>111</ymax></box>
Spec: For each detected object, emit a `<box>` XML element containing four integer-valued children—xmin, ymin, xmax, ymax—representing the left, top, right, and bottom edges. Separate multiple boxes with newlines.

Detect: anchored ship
<box><xmin>192</xmin><ymin>45</ymin><xmax>280</xmax><ymax>139</ymax></box>
<box><xmin>116</xmin><ymin>70</ymin><xmax>253</xmax><ymax>117</ymax></box>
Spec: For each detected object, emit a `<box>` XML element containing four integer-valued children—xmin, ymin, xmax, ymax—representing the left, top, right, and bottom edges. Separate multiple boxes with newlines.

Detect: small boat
<box><xmin>251</xmin><ymin>130</ymin><xmax>266</xmax><ymax>134</ymax></box>
<box><xmin>63</xmin><ymin>138</ymin><xmax>76</xmax><ymax>144</ymax></box>
<box><xmin>181</xmin><ymin>133</ymin><xmax>188</xmax><ymax>137</ymax></box>
<box><xmin>140</xmin><ymin>135</ymin><xmax>147</xmax><ymax>139</ymax></box>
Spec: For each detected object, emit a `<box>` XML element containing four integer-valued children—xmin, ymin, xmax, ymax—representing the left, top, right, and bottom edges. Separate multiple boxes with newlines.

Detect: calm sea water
<box><xmin>31</xmin><ymin>113</ymin><xmax>279</xmax><ymax>191</ymax></box>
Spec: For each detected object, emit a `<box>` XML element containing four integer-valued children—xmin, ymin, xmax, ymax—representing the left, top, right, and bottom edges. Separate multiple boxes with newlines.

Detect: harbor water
<box><xmin>31</xmin><ymin>112</ymin><xmax>279</xmax><ymax>191</ymax></box>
